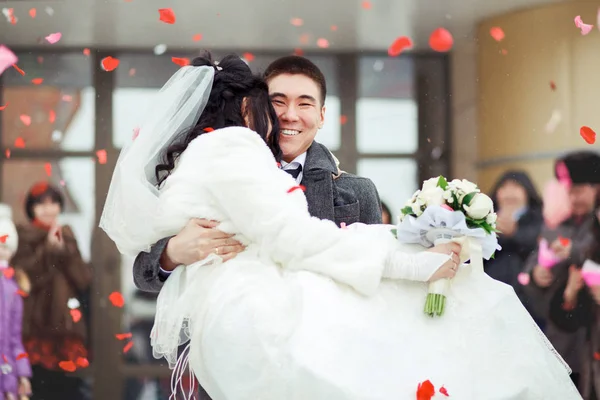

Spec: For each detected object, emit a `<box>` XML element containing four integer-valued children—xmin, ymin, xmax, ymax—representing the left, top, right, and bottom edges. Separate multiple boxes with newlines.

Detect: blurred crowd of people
<box><xmin>479</xmin><ymin>150</ymin><xmax>600</xmax><ymax>399</ymax></box>
<box><xmin>0</xmin><ymin>182</ymin><xmax>92</xmax><ymax>400</ymax></box>
<box><xmin>1</xmin><ymin>149</ymin><xmax>600</xmax><ymax>400</ymax></box>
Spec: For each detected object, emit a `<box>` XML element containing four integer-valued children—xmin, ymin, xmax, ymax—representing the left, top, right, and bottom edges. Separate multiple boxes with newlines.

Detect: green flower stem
<box><xmin>424</xmin><ymin>293</ymin><xmax>447</xmax><ymax>318</ymax></box>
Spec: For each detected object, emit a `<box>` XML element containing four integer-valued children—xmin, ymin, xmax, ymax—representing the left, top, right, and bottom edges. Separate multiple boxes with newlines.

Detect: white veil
<box><xmin>100</xmin><ymin>65</ymin><xmax>215</xmax><ymax>257</ymax></box>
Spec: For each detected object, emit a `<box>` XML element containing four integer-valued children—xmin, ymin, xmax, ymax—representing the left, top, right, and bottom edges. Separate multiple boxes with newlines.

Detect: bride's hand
<box><xmin>426</xmin><ymin>242</ymin><xmax>462</xmax><ymax>282</ymax></box>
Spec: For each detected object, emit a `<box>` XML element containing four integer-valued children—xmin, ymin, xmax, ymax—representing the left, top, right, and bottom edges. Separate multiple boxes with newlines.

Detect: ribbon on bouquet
<box><xmin>452</xmin><ymin>236</ymin><xmax>484</xmax><ymax>273</ymax></box>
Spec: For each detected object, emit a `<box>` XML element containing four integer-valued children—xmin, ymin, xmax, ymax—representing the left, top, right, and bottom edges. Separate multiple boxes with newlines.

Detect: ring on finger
<box><xmin>449</xmin><ymin>251</ymin><xmax>456</xmax><ymax>263</ymax></box>
<box><xmin>215</xmin><ymin>247</ymin><xmax>220</xmax><ymax>255</ymax></box>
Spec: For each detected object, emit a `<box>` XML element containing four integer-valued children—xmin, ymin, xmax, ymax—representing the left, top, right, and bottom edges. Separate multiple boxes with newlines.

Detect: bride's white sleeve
<box><xmin>175</xmin><ymin>128</ymin><xmax>445</xmax><ymax>295</ymax></box>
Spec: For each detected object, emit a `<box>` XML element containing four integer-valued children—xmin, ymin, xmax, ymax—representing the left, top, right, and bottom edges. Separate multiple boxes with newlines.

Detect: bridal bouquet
<box><xmin>396</xmin><ymin>176</ymin><xmax>500</xmax><ymax>317</ymax></box>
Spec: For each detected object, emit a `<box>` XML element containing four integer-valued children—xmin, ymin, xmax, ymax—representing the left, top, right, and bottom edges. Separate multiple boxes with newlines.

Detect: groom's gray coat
<box><xmin>131</xmin><ymin>140</ymin><xmax>383</xmax><ymax>293</ymax></box>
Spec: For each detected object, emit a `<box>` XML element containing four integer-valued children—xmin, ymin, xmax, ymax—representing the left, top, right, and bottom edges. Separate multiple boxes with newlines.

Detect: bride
<box><xmin>100</xmin><ymin>53</ymin><xmax>581</xmax><ymax>400</ymax></box>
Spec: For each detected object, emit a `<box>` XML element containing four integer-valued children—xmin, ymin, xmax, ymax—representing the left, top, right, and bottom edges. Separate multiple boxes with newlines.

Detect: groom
<box><xmin>132</xmin><ymin>55</ymin><xmax>383</xmax><ymax>292</ymax></box>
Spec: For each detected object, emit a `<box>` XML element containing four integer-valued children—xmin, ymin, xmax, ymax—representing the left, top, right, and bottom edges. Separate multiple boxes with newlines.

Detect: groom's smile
<box><xmin>268</xmin><ymin>73</ymin><xmax>325</xmax><ymax>163</ymax></box>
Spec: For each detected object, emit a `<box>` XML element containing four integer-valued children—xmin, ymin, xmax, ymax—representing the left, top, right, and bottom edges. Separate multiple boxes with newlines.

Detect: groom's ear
<box><xmin>319</xmin><ymin>105</ymin><xmax>326</xmax><ymax>129</ymax></box>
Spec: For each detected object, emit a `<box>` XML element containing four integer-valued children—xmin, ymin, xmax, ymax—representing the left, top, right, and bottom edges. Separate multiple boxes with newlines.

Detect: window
<box><xmin>356</xmin><ymin>56</ymin><xmax>419</xmax><ymax>212</ymax></box>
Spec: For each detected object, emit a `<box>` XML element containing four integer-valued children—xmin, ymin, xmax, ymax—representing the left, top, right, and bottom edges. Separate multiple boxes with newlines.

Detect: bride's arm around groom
<box><xmin>132</xmin><ymin>143</ymin><xmax>384</xmax><ymax>293</ymax></box>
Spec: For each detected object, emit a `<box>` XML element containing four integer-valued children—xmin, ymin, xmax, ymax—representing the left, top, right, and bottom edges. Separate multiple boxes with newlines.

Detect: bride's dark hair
<box><xmin>155</xmin><ymin>52</ymin><xmax>281</xmax><ymax>186</ymax></box>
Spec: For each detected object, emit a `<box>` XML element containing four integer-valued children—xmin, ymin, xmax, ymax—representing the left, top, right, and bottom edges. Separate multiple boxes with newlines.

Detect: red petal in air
<box><xmin>76</xmin><ymin>357</ymin><xmax>89</xmax><ymax>368</ymax></box>
<box><xmin>388</xmin><ymin>36</ymin><xmax>413</xmax><ymax>57</ymax></box>
<box><xmin>558</xmin><ymin>236</ymin><xmax>571</xmax><ymax>247</ymax></box>
<box><xmin>417</xmin><ymin>380</ymin><xmax>436</xmax><ymax>400</ymax></box>
<box><xmin>31</xmin><ymin>78</ymin><xmax>43</xmax><ymax>85</ymax></box>
<box><xmin>203</xmin><ymin>127</ymin><xmax>214</xmax><ymax>132</ymax></box>
<box><xmin>0</xmin><ymin>235</ymin><xmax>8</xmax><ymax>244</ymax></box>
<box><xmin>171</xmin><ymin>57</ymin><xmax>190</xmax><ymax>67</ymax></box>
<box><xmin>101</xmin><ymin>56</ymin><xmax>120</xmax><ymax>72</ymax></box>
<box><xmin>96</xmin><ymin>149</ymin><xmax>107</xmax><ymax>164</ymax></box>
<box><xmin>70</xmin><ymin>309</ymin><xmax>82</xmax><ymax>323</ymax></box>
<box><xmin>115</xmin><ymin>333</ymin><xmax>133</xmax><ymax>340</ymax></box>
<box><xmin>158</xmin><ymin>8</ymin><xmax>176</xmax><ymax>24</ymax></box>
<box><xmin>550</xmin><ymin>81</ymin><xmax>556</xmax><ymax>91</ymax></box>
<box><xmin>429</xmin><ymin>28</ymin><xmax>454</xmax><ymax>52</ymax></box>
<box><xmin>109</xmin><ymin>291</ymin><xmax>125</xmax><ymax>307</ymax></box>
<box><xmin>2</xmin><ymin>267</ymin><xmax>14</xmax><ymax>279</ymax></box>
<box><xmin>580</xmin><ymin>126</ymin><xmax>596</xmax><ymax>144</ymax></box>
<box><xmin>0</xmin><ymin>103</ymin><xmax>7</xmax><ymax>110</ymax></box>
<box><xmin>59</xmin><ymin>361</ymin><xmax>77</xmax><ymax>372</ymax></box>
<box><xmin>123</xmin><ymin>341</ymin><xmax>134</xmax><ymax>353</ymax></box>
<box><xmin>287</xmin><ymin>185</ymin><xmax>306</xmax><ymax>194</ymax></box>
<box><xmin>192</xmin><ymin>34</ymin><xmax>203</xmax><ymax>41</ymax></box>
<box><xmin>16</xmin><ymin>353</ymin><xmax>28</xmax><ymax>360</ymax></box>
<box><xmin>49</xmin><ymin>110</ymin><xmax>56</xmax><ymax>123</ymax></box>
<box><xmin>30</xmin><ymin>182</ymin><xmax>48</xmax><ymax>196</ymax></box>
<box><xmin>243</xmin><ymin>52</ymin><xmax>255</xmax><ymax>62</ymax></box>
<box><xmin>14</xmin><ymin>137</ymin><xmax>25</xmax><ymax>148</ymax></box>
<box><xmin>489</xmin><ymin>27</ymin><xmax>505</xmax><ymax>42</ymax></box>
<box><xmin>12</xmin><ymin>64</ymin><xmax>25</xmax><ymax>76</ymax></box>
<box><xmin>44</xmin><ymin>162</ymin><xmax>52</xmax><ymax>176</ymax></box>
<box><xmin>439</xmin><ymin>386</ymin><xmax>450</xmax><ymax>396</ymax></box>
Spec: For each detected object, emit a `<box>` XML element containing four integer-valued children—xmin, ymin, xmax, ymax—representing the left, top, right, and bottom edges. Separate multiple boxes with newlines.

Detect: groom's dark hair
<box><xmin>263</xmin><ymin>56</ymin><xmax>327</xmax><ymax>106</ymax></box>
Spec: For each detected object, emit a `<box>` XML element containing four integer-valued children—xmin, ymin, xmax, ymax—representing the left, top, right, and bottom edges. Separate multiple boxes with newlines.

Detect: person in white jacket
<box><xmin>100</xmin><ymin>53</ymin><xmax>580</xmax><ymax>400</ymax></box>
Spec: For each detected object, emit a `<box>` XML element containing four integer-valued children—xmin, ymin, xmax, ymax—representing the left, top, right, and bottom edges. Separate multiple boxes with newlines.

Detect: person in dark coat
<box><xmin>524</xmin><ymin>151</ymin><xmax>600</xmax><ymax>389</ymax></box>
<box><xmin>549</xmin><ymin>189</ymin><xmax>600</xmax><ymax>399</ymax></box>
<box><xmin>485</xmin><ymin>170</ymin><xmax>543</xmax><ymax>295</ymax></box>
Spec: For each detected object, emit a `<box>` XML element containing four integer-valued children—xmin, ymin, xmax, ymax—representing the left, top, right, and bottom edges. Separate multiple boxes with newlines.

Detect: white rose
<box><xmin>451</xmin><ymin>179</ymin><xmax>479</xmax><ymax>193</ymax></box>
<box><xmin>443</xmin><ymin>189</ymin><xmax>454</xmax><ymax>203</ymax></box>
<box><xmin>411</xmin><ymin>199</ymin><xmax>425</xmax><ymax>216</ymax></box>
<box><xmin>450</xmin><ymin>179</ymin><xmax>480</xmax><ymax>201</ymax></box>
<box><xmin>486</xmin><ymin>213</ymin><xmax>497</xmax><ymax>225</ymax></box>
<box><xmin>406</xmin><ymin>190</ymin><xmax>421</xmax><ymax>206</ymax></box>
<box><xmin>463</xmin><ymin>193</ymin><xmax>494</xmax><ymax>220</ymax></box>
<box><xmin>419</xmin><ymin>187</ymin><xmax>446</xmax><ymax>206</ymax></box>
<box><xmin>421</xmin><ymin>177</ymin><xmax>440</xmax><ymax>192</ymax></box>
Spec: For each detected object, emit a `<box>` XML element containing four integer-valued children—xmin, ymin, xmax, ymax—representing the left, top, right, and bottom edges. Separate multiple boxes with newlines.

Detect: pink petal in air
<box><xmin>574</xmin><ymin>16</ymin><xmax>593</xmax><ymax>35</ymax></box>
<box><xmin>45</xmin><ymin>32</ymin><xmax>62</xmax><ymax>44</ymax></box>
<box><xmin>517</xmin><ymin>273</ymin><xmax>530</xmax><ymax>286</ymax></box>
<box><xmin>19</xmin><ymin>115</ymin><xmax>31</xmax><ymax>126</ymax></box>
<box><xmin>0</xmin><ymin>45</ymin><xmax>18</xmax><ymax>75</ymax></box>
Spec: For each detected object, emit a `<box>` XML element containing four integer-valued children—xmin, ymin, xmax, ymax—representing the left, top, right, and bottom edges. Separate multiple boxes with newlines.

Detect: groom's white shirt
<box><xmin>280</xmin><ymin>152</ymin><xmax>306</xmax><ymax>184</ymax></box>
<box><xmin>159</xmin><ymin>150</ymin><xmax>307</xmax><ymax>275</ymax></box>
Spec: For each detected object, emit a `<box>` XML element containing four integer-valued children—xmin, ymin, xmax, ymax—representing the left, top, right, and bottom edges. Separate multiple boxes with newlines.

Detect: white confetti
<box><xmin>372</xmin><ymin>60</ymin><xmax>384</xmax><ymax>72</ymax></box>
<box><xmin>45</xmin><ymin>6</ymin><xmax>54</xmax><ymax>16</ymax></box>
<box><xmin>545</xmin><ymin>110</ymin><xmax>562</xmax><ymax>133</ymax></box>
<box><xmin>153</xmin><ymin>44</ymin><xmax>167</xmax><ymax>55</ymax></box>
<box><xmin>51</xmin><ymin>130</ymin><xmax>63</xmax><ymax>142</ymax></box>
<box><xmin>67</xmin><ymin>298</ymin><xmax>81</xmax><ymax>309</ymax></box>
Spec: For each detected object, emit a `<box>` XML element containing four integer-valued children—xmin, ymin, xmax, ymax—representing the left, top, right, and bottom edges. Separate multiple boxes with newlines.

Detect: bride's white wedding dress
<box><xmin>149</xmin><ymin>127</ymin><xmax>581</xmax><ymax>400</ymax></box>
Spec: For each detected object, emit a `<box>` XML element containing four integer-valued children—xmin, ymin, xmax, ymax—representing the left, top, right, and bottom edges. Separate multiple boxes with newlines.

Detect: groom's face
<box><xmin>268</xmin><ymin>73</ymin><xmax>325</xmax><ymax>163</ymax></box>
